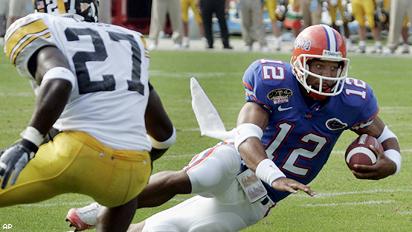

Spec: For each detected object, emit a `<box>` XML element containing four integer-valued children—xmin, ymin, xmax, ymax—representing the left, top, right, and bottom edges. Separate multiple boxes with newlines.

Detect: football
<box><xmin>345</xmin><ymin>134</ymin><xmax>384</xmax><ymax>170</ymax></box>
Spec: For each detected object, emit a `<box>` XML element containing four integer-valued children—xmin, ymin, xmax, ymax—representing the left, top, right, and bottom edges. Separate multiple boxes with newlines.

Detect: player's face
<box><xmin>306</xmin><ymin>60</ymin><xmax>341</xmax><ymax>93</ymax></box>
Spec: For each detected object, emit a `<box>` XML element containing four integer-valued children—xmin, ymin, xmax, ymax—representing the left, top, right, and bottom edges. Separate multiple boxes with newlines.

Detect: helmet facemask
<box><xmin>290</xmin><ymin>24</ymin><xmax>350</xmax><ymax>100</ymax></box>
<box><xmin>292</xmin><ymin>53</ymin><xmax>349</xmax><ymax>97</ymax></box>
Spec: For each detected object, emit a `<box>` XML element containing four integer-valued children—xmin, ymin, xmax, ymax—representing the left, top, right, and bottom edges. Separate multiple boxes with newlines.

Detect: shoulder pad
<box><xmin>4</xmin><ymin>13</ymin><xmax>54</xmax><ymax>77</ymax></box>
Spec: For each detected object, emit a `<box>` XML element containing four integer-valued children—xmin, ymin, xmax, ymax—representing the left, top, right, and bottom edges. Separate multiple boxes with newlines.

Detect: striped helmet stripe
<box><xmin>322</xmin><ymin>25</ymin><xmax>337</xmax><ymax>52</ymax></box>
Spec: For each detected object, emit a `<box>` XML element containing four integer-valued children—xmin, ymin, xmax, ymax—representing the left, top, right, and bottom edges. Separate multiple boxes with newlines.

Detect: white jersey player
<box><xmin>0</xmin><ymin>1</ymin><xmax>176</xmax><ymax>231</ymax></box>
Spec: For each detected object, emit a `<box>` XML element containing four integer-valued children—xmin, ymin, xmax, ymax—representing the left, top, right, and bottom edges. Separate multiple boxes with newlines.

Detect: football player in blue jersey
<box><xmin>66</xmin><ymin>24</ymin><xmax>401</xmax><ymax>232</ymax></box>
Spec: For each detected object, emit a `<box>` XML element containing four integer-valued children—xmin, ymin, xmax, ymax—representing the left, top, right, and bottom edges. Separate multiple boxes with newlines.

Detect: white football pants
<box><xmin>143</xmin><ymin>143</ymin><xmax>275</xmax><ymax>232</ymax></box>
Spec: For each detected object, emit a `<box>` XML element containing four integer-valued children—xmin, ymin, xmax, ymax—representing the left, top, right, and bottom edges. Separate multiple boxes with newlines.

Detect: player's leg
<box><xmin>148</xmin><ymin>0</ymin><xmax>167</xmax><ymax>50</ymax></box>
<box><xmin>199</xmin><ymin>0</ymin><xmax>214</xmax><ymax>48</ymax></box>
<box><xmin>139</xmin><ymin>143</ymin><xmax>276</xmax><ymax>231</ymax></box>
<box><xmin>364</xmin><ymin>0</ymin><xmax>381</xmax><ymax>53</ymax></box>
<box><xmin>61</xmin><ymin>131</ymin><xmax>151</xmax><ymax>231</ymax></box>
<box><xmin>251</xmin><ymin>0</ymin><xmax>267</xmax><ymax>50</ymax></box>
<box><xmin>66</xmin><ymin>143</ymin><xmax>233</xmax><ymax>231</ymax></box>
<box><xmin>191</xmin><ymin>0</ymin><xmax>205</xmax><ymax>37</ymax></box>
<box><xmin>181</xmin><ymin>0</ymin><xmax>190</xmax><ymax>47</ymax></box>
<box><xmin>96</xmin><ymin>197</ymin><xmax>138</xmax><ymax>232</ymax></box>
<box><xmin>299</xmin><ymin>0</ymin><xmax>311</xmax><ymax>28</ymax></box>
<box><xmin>352</xmin><ymin>0</ymin><xmax>367</xmax><ymax>53</ymax></box>
<box><xmin>265</xmin><ymin>0</ymin><xmax>281</xmax><ymax>51</ymax></box>
<box><xmin>66</xmin><ymin>169</ymin><xmax>191</xmax><ymax>231</ymax></box>
<box><xmin>0</xmin><ymin>133</ymin><xmax>81</xmax><ymax>206</ymax></box>
<box><xmin>400</xmin><ymin>17</ymin><xmax>410</xmax><ymax>54</ymax></box>
<box><xmin>99</xmin><ymin>0</ymin><xmax>112</xmax><ymax>23</ymax></box>
<box><xmin>239</xmin><ymin>0</ymin><xmax>254</xmax><ymax>49</ymax></box>
<box><xmin>168</xmin><ymin>0</ymin><xmax>183</xmax><ymax>47</ymax></box>
<box><xmin>385</xmin><ymin>0</ymin><xmax>403</xmax><ymax>53</ymax></box>
<box><xmin>215</xmin><ymin>0</ymin><xmax>231</xmax><ymax>48</ymax></box>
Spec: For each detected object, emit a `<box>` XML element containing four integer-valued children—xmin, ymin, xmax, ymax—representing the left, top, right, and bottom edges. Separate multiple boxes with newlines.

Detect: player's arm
<box><xmin>144</xmin><ymin>83</ymin><xmax>176</xmax><ymax>161</ymax></box>
<box><xmin>0</xmin><ymin>46</ymin><xmax>73</xmax><ymax>188</ymax></box>
<box><xmin>351</xmin><ymin>116</ymin><xmax>401</xmax><ymax>179</ymax></box>
<box><xmin>29</xmin><ymin>46</ymin><xmax>73</xmax><ymax>134</ymax></box>
<box><xmin>236</xmin><ymin>102</ymin><xmax>315</xmax><ymax>196</ymax></box>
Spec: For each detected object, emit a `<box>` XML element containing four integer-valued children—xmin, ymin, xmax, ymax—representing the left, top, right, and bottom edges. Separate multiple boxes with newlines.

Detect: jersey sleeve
<box><xmin>242</xmin><ymin>60</ymin><xmax>274</xmax><ymax>112</ymax></box>
<box><xmin>4</xmin><ymin>13</ymin><xmax>55</xmax><ymax>78</ymax></box>
<box><xmin>242</xmin><ymin>59</ymin><xmax>291</xmax><ymax>113</ymax></box>
<box><xmin>351</xmin><ymin>83</ymin><xmax>379</xmax><ymax>129</ymax></box>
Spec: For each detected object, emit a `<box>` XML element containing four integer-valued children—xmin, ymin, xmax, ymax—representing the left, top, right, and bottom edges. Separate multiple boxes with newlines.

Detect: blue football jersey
<box><xmin>241</xmin><ymin>59</ymin><xmax>379</xmax><ymax>202</ymax></box>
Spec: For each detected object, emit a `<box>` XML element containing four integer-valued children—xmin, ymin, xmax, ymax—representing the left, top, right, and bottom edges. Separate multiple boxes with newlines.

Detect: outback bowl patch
<box><xmin>267</xmin><ymin>88</ymin><xmax>293</xmax><ymax>104</ymax></box>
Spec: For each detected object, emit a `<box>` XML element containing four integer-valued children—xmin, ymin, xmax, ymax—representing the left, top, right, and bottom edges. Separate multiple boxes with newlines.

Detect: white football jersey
<box><xmin>4</xmin><ymin>13</ymin><xmax>152</xmax><ymax>151</ymax></box>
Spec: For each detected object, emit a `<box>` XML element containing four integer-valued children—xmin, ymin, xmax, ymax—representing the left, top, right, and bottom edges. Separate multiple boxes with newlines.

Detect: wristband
<box><xmin>20</xmin><ymin>126</ymin><xmax>44</xmax><ymax>147</ymax></box>
<box><xmin>255</xmin><ymin>158</ymin><xmax>286</xmax><ymax>185</ymax></box>
<box><xmin>147</xmin><ymin>127</ymin><xmax>176</xmax><ymax>149</ymax></box>
<box><xmin>377</xmin><ymin>126</ymin><xmax>398</xmax><ymax>144</ymax></box>
<box><xmin>20</xmin><ymin>139</ymin><xmax>39</xmax><ymax>156</ymax></box>
<box><xmin>384</xmin><ymin>149</ymin><xmax>401</xmax><ymax>175</ymax></box>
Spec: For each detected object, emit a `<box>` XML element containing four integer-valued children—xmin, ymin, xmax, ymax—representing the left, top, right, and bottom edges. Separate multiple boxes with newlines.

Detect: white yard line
<box><xmin>149</xmin><ymin>71</ymin><xmax>243</xmax><ymax>79</ymax></box>
<box><xmin>0</xmin><ymin>92</ymin><xmax>33</xmax><ymax>97</ymax></box>
<box><xmin>398</xmin><ymin>211</ymin><xmax>412</xmax><ymax>215</ymax></box>
<box><xmin>162</xmin><ymin>148</ymin><xmax>412</xmax><ymax>160</ymax></box>
<box><xmin>312</xmin><ymin>188</ymin><xmax>412</xmax><ymax>198</ymax></box>
<box><xmin>21</xmin><ymin>201</ymin><xmax>92</xmax><ymax>208</ymax></box>
<box><xmin>302</xmin><ymin>200</ymin><xmax>395</xmax><ymax>207</ymax></box>
<box><xmin>17</xmin><ymin>192</ymin><xmax>406</xmax><ymax>208</ymax></box>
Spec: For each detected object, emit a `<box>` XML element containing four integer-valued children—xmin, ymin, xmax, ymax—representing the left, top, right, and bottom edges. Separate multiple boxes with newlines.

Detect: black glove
<box><xmin>0</xmin><ymin>139</ymin><xmax>38</xmax><ymax>189</ymax></box>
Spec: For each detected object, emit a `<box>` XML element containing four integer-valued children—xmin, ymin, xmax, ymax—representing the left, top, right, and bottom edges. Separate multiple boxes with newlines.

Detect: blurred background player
<box><xmin>6</xmin><ymin>0</ymin><xmax>33</xmax><ymax>28</ymax></box>
<box><xmin>351</xmin><ymin>0</ymin><xmax>382</xmax><ymax>53</ymax></box>
<box><xmin>181</xmin><ymin>0</ymin><xmax>205</xmax><ymax>48</ymax></box>
<box><xmin>0</xmin><ymin>0</ymin><xmax>175</xmax><ymax>231</ymax></box>
<box><xmin>264</xmin><ymin>0</ymin><xmax>287</xmax><ymax>51</ymax></box>
<box><xmin>284</xmin><ymin>0</ymin><xmax>303</xmax><ymax>37</ymax></box>
<box><xmin>298</xmin><ymin>0</ymin><xmax>322</xmax><ymax>29</ymax></box>
<box><xmin>238</xmin><ymin>0</ymin><xmax>269</xmax><ymax>51</ymax></box>
<box><xmin>327</xmin><ymin>0</ymin><xmax>354</xmax><ymax>52</ymax></box>
<box><xmin>0</xmin><ymin>0</ymin><xmax>7</xmax><ymax>40</ymax></box>
<box><xmin>199</xmin><ymin>0</ymin><xmax>233</xmax><ymax>49</ymax></box>
<box><xmin>65</xmin><ymin>25</ymin><xmax>401</xmax><ymax>232</ymax></box>
<box><xmin>384</xmin><ymin>0</ymin><xmax>412</xmax><ymax>54</ymax></box>
<box><xmin>148</xmin><ymin>0</ymin><xmax>183</xmax><ymax>50</ymax></box>
<box><xmin>98</xmin><ymin>0</ymin><xmax>111</xmax><ymax>23</ymax></box>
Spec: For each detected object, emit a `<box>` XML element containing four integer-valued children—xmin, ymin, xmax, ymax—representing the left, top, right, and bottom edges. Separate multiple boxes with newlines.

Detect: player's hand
<box><xmin>0</xmin><ymin>139</ymin><xmax>38</xmax><ymax>189</ymax></box>
<box><xmin>271</xmin><ymin>177</ymin><xmax>316</xmax><ymax>197</ymax></box>
<box><xmin>351</xmin><ymin>145</ymin><xmax>396</xmax><ymax>180</ymax></box>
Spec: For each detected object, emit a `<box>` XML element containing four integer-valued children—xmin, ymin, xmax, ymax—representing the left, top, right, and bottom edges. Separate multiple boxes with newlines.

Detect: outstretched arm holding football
<box><xmin>351</xmin><ymin>116</ymin><xmax>401</xmax><ymax>179</ymax></box>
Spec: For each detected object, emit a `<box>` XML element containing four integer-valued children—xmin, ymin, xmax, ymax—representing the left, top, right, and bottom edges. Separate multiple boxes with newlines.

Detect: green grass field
<box><xmin>0</xmin><ymin>50</ymin><xmax>411</xmax><ymax>231</ymax></box>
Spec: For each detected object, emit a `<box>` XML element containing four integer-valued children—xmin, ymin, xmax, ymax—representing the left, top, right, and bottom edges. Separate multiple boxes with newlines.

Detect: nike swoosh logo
<box><xmin>278</xmin><ymin>105</ymin><xmax>293</xmax><ymax>112</ymax></box>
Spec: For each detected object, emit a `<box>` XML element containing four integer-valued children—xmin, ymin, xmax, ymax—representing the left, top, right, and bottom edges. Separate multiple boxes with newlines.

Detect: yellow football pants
<box><xmin>0</xmin><ymin>131</ymin><xmax>151</xmax><ymax>208</ymax></box>
<box><xmin>352</xmin><ymin>0</ymin><xmax>376</xmax><ymax>28</ymax></box>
